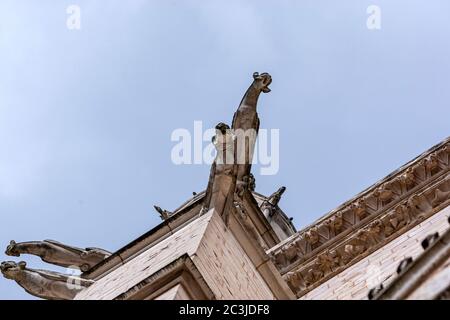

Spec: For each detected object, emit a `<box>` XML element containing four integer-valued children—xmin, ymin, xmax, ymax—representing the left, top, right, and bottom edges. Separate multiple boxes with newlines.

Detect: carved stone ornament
<box><xmin>268</xmin><ymin>139</ymin><xmax>450</xmax><ymax>297</ymax></box>
<box><xmin>5</xmin><ymin>240</ymin><xmax>111</xmax><ymax>272</ymax></box>
<box><xmin>0</xmin><ymin>261</ymin><xmax>93</xmax><ymax>300</ymax></box>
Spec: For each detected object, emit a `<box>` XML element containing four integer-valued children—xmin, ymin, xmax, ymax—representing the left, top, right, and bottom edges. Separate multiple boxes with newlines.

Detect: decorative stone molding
<box><xmin>268</xmin><ymin>138</ymin><xmax>450</xmax><ymax>298</ymax></box>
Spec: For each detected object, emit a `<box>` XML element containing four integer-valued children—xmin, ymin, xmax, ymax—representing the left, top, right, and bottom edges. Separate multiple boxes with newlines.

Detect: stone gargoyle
<box><xmin>232</xmin><ymin>72</ymin><xmax>272</xmax><ymax>186</ymax></box>
<box><xmin>202</xmin><ymin>72</ymin><xmax>272</xmax><ymax>219</ymax></box>
<box><xmin>0</xmin><ymin>261</ymin><xmax>94</xmax><ymax>300</ymax></box>
<box><xmin>5</xmin><ymin>240</ymin><xmax>111</xmax><ymax>272</ymax></box>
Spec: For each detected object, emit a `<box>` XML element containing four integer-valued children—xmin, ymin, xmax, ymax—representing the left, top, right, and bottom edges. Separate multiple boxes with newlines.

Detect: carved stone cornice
<box><xmin>267</xmin><ymin>138</ymin><xmax>450</xmax><ymax>298</ymax></box>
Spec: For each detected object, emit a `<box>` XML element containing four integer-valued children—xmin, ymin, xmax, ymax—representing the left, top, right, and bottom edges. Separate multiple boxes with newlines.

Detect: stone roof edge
<box><xmin>83</xmin><ymin>196</ymin><xmax>204</xmax><ymax>278</ymax></box>
<box><xmin>83</xmin><ymin>190</ymin><xmax>274</xmax><ymax>279</ymax></box>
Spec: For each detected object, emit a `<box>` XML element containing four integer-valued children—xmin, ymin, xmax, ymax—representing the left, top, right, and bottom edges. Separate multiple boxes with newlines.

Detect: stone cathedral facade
<box><xmin>2</xmin><ymin>73</ymin><xmax>449</xmax><ymax>300</ymax></box>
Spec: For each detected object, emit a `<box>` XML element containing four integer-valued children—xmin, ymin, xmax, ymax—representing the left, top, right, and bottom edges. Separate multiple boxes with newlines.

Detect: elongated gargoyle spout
<box><xmin>232</xmin><ymin>72</ymin><xmax>272</xmax><ymax>132</ymax></box>
<box><xmin>202</xmin><ymin>72</ymin><xmax>272</xmax><ymax>221</ymax></box>
<box><xmin>5</xmin><ymin>240</ymin><xmax>111</xmax><ymax>272</ymax></box>
<box><xmin>232</xmin><ymin>72</ymin><xmax>272</xmax><ymax>195</ymax></box>
<box><xmin>1</xmin><ymin>260</ymin><xmax>94</xmax><ymax>300</ymax></box>
<box><xmin>267</xmin><ymin>186</ymin><xmax>286</xmax><ymax>206</ymax></box>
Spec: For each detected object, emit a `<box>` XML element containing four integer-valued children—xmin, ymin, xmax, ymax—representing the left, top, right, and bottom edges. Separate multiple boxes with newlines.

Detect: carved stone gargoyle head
<box><xmin>5</xmin><ymin>240</ymin><xmax>19</xmax><ymax>257</ymax></box>
<box><xmin>212</xmin><ymin>123</ymin><xmax>234</xmax><ymax>157</ymax></box>
<box><xmin>215</xmin><ymin>122</ymin><xmax>230</xmax><ymax>135</ymax></box>
<box><xmin>0</xmin><ymin>261</ymin><xmax>26</xmax><ymax>280</ymax></box>
<box><xmin>252</xmin><ymin>72</ymin><xmax>272</xmax><ymax>93</ymax></box>
<box><xmin>268</xmin><ymin>186</ymin><xmax>286</xmax><ymax>206</ymax></box>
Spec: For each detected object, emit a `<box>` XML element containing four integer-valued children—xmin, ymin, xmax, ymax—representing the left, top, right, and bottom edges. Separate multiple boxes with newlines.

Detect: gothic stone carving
<box><xmin>304</xmin><ymin>227</ymin><xmax>320</xmax><ymax>247</ymax></box>
<box><xmin>154</xmin><ymin>205</ymin><xmax>172</xmax><ymax>220</ymax></box>
<box><xmin>324</xmin><ymin>212</ymin><xmax>343</xmax><ymax>236</ymax></box>
<box><xmin>202</xmin><ymin>72</ymin><xmax>271</xmax><ymax>222</ymax></box>
<box><xmin>0</xmin><ymin>261</ymin><xmax>93</xmax><ymax>300</ymax></box>
<box><xmin>202</xmin><ymin>122</ymin><xmax>236</xmax><ymax>221</ymax></box>
<box><xmin>282</xmin><ymin>172</ymin><xmax>450</xmax><ymax>297</ymax></box>
<box><xmin>232</xmin><ymin>72</ymin><xmax>271</xmax><ymax>195</ymax></box>
<box><xmin>270</xmin><ymin>141</ymin><xmax>450</xmax><ymax>273</ymax></box>
<box><xmin>5</xmin><ymin>240</ymin><xmax>111</xmax><ymax>272</ymax></box>
<box><xmin>260</xmin><ymin>186</ymin><xmax>286</xmax><ymax>219</ymax></box>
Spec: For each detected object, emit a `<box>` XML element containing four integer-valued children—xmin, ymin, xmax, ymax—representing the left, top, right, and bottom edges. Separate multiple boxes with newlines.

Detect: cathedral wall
<box><xmin>74</xmin><ymin>211</ymin><xmax>213</xmax><ymax>300</ymax></box>
<box><xmin>300</xmin><ymin>204</ymin><xmax>450</xmax><ymax>300</ymax></box>
<box><xmin>192</xmin><ymin>212</ymin><xmax>275</xmax><ymax>300</ymax></box>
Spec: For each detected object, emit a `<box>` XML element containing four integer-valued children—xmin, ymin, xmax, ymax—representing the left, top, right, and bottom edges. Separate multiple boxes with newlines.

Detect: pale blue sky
<box><xmin>1</xmin><ymin>1</ymin><xmax>449</xmax><ymax>299</ymax></box>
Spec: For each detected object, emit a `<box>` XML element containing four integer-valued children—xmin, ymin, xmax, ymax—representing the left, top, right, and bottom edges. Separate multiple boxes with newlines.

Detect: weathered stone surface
<box><xmin>193</xmin><ymin>211</ymin><xmax>275</xmax><ymax>300</ymax></box>
<box><xmin>202</xmin><ymin>72</ymin><xmax>272</xmax><ymax>223</ymax></box>
<box><xmin>0</xmin><ymin>261</ymin><xmax>93</xmax><ymax>300</ymax></box>
<box><xmin>75</xmin><ymin>210</ymin><xmax>213</xmax><ymax>300</ymax></box>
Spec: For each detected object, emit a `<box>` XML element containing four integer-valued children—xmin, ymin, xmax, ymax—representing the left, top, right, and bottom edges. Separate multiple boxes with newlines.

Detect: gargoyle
<box><xmin>285</xmin><ymin>271</ymin><xmax>306</xmax><ymax>292</ymax></box>
<box><xmin>5</xmin><ymin>240</ymin><xmax>111</xmax><ymax>272</ymax></box>
<box><xmin>352</xmin><ymin>199</ymin><xmax>368</xmax><ymax>219</ymax></box>
<box><xmin>236</xmin><ymin>174</ymin><xmax>256</xmax><ymax>198</ymax></box>
<box><xmin>260</xmin><ymin>186</ymin><xmax>286</xmax><ymax>218</ymax></box>
<box><xmin>304</xmin><ymin>227</ymin><xmax>320</xmax><ymax>246</ymax></box>
<box><xmin>154</xmin><ymin>205</ymin><xmax>172</xmax><ymax>220</ymax></box>
<box><xmin>232</xmin><ymin>72</ymin><xmax>272</xmax><ymax>189</ymax></box>
<box><xmin>202</xmin><ymin>72</ymin><xmax>271</xmax><ymax>221</ymax></box>
<box><xmin>316</xmin><ymin>250</ymin><xmax>339</xmax><ymax>275</ymax></box>
<box><xmin>266</xmin><ymin>186</ymin><xmax>286</xmax><ymax>207</ymax></box>
<box><xmin>0</xmin><ymin>261</ymin><xmax>93</xmax><ymax>300</ymax></box>
<box><xmin>202</xmin><ymin>123</ymin><xmax>236</xmax><ymax>222</ymax></box>
<box><xmin>247</xmin><ymin>173</ymin><xmax>256</xmax><ymax>191</ymax></box>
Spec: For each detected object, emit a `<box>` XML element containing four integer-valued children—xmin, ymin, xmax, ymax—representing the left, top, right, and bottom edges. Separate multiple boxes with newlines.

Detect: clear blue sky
<box><xmin>1</xmin><ymin>1</ymin><xmax>449</xmax><ymax>299</ymax></box>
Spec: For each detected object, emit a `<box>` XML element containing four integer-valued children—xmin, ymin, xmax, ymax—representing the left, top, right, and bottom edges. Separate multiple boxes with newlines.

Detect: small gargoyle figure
<box><xmin>260</xmin><ymin>186</ymin><xmax>286</xmax><ymax>218</ymax></box>
<box><xmin>153</xmin><ymin>205</ymin><xmax>172</xmax><ymax>220</ymax></box>
<box><xmin>0</xmin><ymin>261</ymin><xmax>94</xmax><ymax>300</ymax></box>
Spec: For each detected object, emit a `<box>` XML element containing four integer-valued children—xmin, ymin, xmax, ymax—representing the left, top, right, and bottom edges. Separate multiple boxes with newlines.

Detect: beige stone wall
<box><xmin>301</xmin><ymin>204</ymin><xmax>450</xmax><ymax>300</ymax></box>
<box><xmin>192</xmin><ymin>211</ymin><xmax>275</xmax><ymax>300</ymax></box>
<box><xmin>75</xmin><ymin>209</ymin><xmax>275</xmax><ymax>300</ymax></box>
<box><xmin>75</xmin><ymin>211</ymin><xmax>213</xmax><ymax>300</ymax></box>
